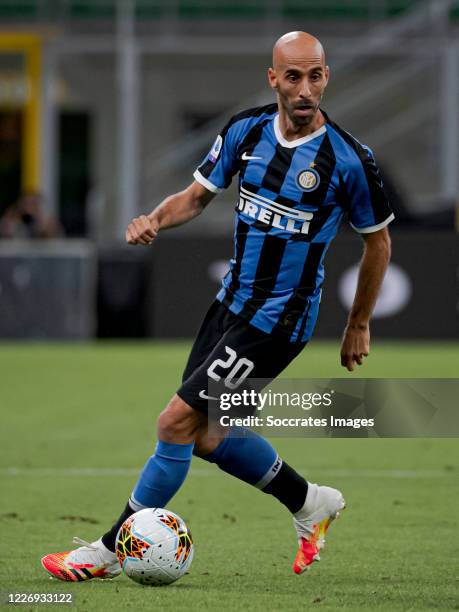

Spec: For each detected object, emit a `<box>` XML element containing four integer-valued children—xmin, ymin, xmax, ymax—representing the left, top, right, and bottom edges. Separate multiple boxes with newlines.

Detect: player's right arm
<box><xmin>127</xmin><ymin>109</ymin><xmax>255</xmax><ymax>245</ymax></box>
<box><xmin>125</xmin><ymin>180</ymin><xmax>215</xmax><ymax>245</ymax></box>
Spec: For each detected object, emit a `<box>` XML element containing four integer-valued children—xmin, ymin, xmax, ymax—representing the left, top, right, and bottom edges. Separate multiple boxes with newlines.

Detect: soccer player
<box><xmin>42</xmin><ymin>31</ymin><xmax>393</xmax><ymax>581</ymax></box>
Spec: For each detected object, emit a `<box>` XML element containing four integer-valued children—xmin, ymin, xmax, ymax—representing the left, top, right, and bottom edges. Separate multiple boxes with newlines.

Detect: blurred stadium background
<box><xmin>0</xmin><ymin>0</ymin><xmax>457</xmax><ymax>341</ymax></box>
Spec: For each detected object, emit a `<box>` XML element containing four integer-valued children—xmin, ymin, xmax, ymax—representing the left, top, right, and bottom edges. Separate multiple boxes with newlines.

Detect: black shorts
<box><xmin>177</xmin><ymin>301</ymin><xmax>306</xmax><ymax>413</ymax></box>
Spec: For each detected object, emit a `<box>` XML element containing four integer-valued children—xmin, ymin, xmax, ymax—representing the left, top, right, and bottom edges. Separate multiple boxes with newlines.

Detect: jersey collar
<box><xmin>273</xmin><ymin>113</ymin><xmax>327</xmax><ymax>149</ymax></box>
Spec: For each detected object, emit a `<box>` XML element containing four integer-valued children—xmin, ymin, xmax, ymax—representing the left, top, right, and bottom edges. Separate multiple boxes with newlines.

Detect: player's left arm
<box><xmin>340</xmin><ymin>227</ymin><xmax>391</xmax><ymax>372</ymax></box>
<box><xmin>340</xmin><ymin>143</ymin><xmax>394</xmax><ymax>372</ymax></box>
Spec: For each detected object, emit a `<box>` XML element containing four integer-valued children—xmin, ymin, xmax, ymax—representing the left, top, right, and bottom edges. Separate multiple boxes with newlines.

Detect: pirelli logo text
<box><xmin>237</xmin><ymin>186</ymin><xmax>313</xmax><ymax>234</ymax></box>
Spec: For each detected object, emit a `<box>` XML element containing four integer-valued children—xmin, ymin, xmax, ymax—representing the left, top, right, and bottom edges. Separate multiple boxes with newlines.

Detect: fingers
<box><xmin>340</xmin><ymin>351</ymin><xmax>367</xmax><ymax>372</ymax></box>
<box><xmin>340</xmin><ymin>327</ymin><xmax>370</xmax><ymax>372</ymax></box>
<box><xmin>341</xmin><ymin>354</ymin><xmax>355</xmax><ymax>372</ymax></box>
<box><xmin>125</xmin><ymin>215</ymin><xmax>158</xmax><ymax>245</ymax></box>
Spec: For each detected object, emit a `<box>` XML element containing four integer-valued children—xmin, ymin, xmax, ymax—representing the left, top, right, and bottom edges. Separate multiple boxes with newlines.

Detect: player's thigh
<box><xmin>177</xmin><ymin>314</ymin><xmax>306</xmax><ymax>413</ymax></box>
<box><xmin>181</xmin><ymin>301</ymin><xmax>227</xmax><ymax>383</ymax></box>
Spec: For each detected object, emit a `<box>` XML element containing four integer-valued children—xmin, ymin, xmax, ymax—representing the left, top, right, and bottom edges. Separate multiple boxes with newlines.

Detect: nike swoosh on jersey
<box><xmin>241</xmin><ymin>152</ymin><xmax>263</xmax><ymax>161</ymax></box>
<box><xmin>198</xmin><ymin>390</ymin><xmax>220</xmax><ymax>401</ymax></box>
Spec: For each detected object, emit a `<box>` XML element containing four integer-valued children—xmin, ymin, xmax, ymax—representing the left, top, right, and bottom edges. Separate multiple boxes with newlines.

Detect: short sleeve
<box><xmin>193</xmin><ymin>120</ymin><xmax>240</xmax><ymax>193</ymax></box>
<box><xmin>345</xmin><ymin>147</ymin><xmax>394</xmax><ymax>233</ymax></box>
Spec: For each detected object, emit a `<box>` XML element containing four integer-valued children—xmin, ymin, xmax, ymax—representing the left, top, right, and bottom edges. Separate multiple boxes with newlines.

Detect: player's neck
<box><xmin>277</xmin><ymin>108</ymin><xmax>326</xmax><ymax>142</ymax></box>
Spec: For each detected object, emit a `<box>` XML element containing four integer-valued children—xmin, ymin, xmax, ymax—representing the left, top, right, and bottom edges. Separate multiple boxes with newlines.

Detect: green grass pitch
<box><xmin>1</xmin><ymin>341</ymin><xmax>458</xmax><ymax>611</ymax></box>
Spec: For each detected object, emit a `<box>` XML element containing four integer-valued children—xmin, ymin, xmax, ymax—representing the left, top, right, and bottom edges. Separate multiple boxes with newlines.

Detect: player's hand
<box><xmin>340</xmin><ymin>324</ymin><xmax>370</xmax><ymax>372</ymax></box>
<box><xmin>125</xmin><ymin>215</ymin><xmax>158</xmax><ymax>245</ymax></box>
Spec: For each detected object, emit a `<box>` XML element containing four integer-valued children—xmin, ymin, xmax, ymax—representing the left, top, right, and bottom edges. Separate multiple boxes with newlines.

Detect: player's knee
<box><xmin>193</xmin><ymin>416</ymin><xmax>227</xmax><ymax>456</ymax></box>
<box><xmin>193</xmin><ymin>428</ymin><xmax>226</xmax><ymax>456</ymax></box>
<box><xmin>157</xmin><ymin>394</ymin><xmax>204</xmax><ymax>443</ymax></box>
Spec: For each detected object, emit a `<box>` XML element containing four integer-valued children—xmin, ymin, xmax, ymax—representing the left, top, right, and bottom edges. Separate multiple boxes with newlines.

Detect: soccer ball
<box><xmin>115</xmin><ymin>508</ymin><xmax>194</xmax><ymax>586</ymax></box>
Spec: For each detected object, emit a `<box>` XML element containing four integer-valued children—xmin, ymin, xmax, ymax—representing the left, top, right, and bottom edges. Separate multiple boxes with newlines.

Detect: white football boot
<box><xmin>41</xmin><ymin>537</ymin><xmax>121</xmax><ymax>582</ymax></box>
<box><xmin>292</xmin><ymin>483</ymin><xmax>345</xmax><ymax>574</ymax></box>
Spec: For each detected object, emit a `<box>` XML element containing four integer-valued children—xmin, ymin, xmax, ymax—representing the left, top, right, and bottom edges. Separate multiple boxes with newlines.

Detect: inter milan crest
<box><xmin>297</xmin><ymin>168</ymin><xmax>320</xmax><ymax>192</ymax></box>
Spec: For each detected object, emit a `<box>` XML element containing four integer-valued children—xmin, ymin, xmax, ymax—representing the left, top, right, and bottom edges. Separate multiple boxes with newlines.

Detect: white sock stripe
<box><xmin>254</xmin><ymin>456</ymin><xmax>283</xmax><ymax>490</ymax></box>
<box><xmin>129</xmin><ymin>495</ymin><xmax>148</xmax><ymax>512</ymax></box>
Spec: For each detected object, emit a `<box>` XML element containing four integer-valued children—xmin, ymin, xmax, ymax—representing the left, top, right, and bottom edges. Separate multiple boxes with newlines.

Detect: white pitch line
<box><xmin>0</xmin><ymin>467</ymin><xmax>215</xmax><ymax>477</ymax></box>
<box><xmin>0</xmin><ymin>467</ymin><xmax>451</xmax><ymax>479</ymax></box>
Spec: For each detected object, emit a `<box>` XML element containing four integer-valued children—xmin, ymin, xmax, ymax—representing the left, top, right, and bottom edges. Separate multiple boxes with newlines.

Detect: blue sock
<box><xmin>200</xmin><ymin>427</ymin><xmax>281</xmax><ymax>489</ymax></box>
<box><xmin>131</xmin><ymin>440</ymin><xmax>194</xmax><ymax>509</ymax></box>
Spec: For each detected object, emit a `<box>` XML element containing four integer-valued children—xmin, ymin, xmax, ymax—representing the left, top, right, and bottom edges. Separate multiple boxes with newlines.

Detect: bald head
<box><xmin>272</xmin><ymin>31</ymin><xmax>325</xmax><ymax>71</ymax></box>
<box><xmin>268</xmin><ymin>31</ymin><xmax>329</xmax><ymax>131</ymax></box>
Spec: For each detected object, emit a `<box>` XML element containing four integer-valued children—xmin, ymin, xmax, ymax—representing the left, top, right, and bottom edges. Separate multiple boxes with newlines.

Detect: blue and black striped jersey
<box><xmin>194</xmin><ymin>103</ymin><xmax>394</xmax><ymax>343</ymax></box>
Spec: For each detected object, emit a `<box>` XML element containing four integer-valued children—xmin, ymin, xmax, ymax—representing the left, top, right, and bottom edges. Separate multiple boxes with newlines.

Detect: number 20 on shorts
<box><xmin>207</xmin><ymin>346</ymin><xmax>254</xmax><ymax>390</ymax></box>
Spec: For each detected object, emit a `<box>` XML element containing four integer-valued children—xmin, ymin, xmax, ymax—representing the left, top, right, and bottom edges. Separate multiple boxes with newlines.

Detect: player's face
<box><xmin>268</xmin><ymin>63</ymin><xmax>329</xmax><ymax>126</ymax></box>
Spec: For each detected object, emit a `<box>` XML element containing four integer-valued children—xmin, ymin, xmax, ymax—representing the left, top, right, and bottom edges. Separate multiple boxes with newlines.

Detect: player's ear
<box><xmin>324</xmin><ymin>65</ymin><xmax>330</xmax><ymax>86</ymax></box>
<box><xmin>268</xmin><ymin>67</ymin><xmax>278</xmax><ymax>90</ymax></box>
